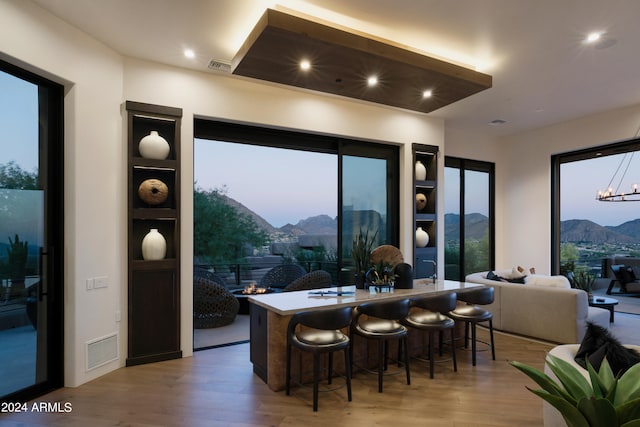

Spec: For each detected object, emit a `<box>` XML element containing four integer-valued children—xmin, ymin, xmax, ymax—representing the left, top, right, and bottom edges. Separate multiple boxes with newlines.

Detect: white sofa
<box><xmin>465</xmin><ymin>270</ymin><xmax>610</xmax><ymax>343</ymax></box>
<box><xmin>543</xmin><ymin>344</ymin><xmax>640</xmax><ymax>426</ymax></box>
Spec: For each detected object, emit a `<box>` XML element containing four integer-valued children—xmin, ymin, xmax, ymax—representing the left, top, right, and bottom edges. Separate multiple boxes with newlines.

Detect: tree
<box><xmin>0</xmin><ymin>161</ymin><xmax>38</xmax><ymax>189</ymax></box>
<box><xmin>193</xmin><ymin>186</ymin><xmax>269</xmax><ymax>264</ymax></box>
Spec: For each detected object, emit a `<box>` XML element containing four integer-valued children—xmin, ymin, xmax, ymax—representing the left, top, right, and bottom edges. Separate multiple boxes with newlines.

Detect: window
<box><xmin>551</xmin><ymin>139</ymin><xmax>640</xmax><ymax>276</ymax></box>
<box><xmin>444</xmin><ymin>157</ymin><xmax>495</xmax><ymax>280</ymax></box>
<box><xmin>193</xmin><ymin>119</ymin><xmax>399</xmax><ymax>286</ymax></box>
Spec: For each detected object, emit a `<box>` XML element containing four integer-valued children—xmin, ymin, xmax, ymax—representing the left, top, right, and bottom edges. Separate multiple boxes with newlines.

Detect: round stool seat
<box><xmin>449</xmin><ymin>305</ymin><xmax>492</xmax><ymax>322</ymax></box>
<box><xmin>404</xmin><ymin>311</ymin><xmax>455</xmax><ymax>330</ymax></box>
<box><xmin>295</xmin><ymin>329</ymin><xmax>349</xmax><ymax>349</ymax></box>
<box><xmin>356</xmin><ymin>318</ymin><xmax>406</xmax><ymax>336</ymax></box>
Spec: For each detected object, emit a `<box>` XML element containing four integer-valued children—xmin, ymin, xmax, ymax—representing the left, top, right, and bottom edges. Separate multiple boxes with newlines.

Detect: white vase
<box><xmin>415</xmin><ymin>227</ymin><xmax>429</xmax><ymax>247</ymax></box>
<box><xmin>415</xmin><ymin>160</ymin><xmax>427</xmax><ymax>181</ymax></box>
<box><xmin>139</xmin><ymin>131</ymin><xmax>170</xmax><ymax>160</ymax></box>
<box><xmin>141</xmin><ymin>228</ymin><xmax>167</xmax><ymax>260</ymax></box>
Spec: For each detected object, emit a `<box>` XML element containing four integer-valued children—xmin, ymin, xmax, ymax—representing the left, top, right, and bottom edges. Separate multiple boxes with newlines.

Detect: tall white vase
<box><xmin>415</xmin><ymin>227</ymin><xmax>429</xmax><ymax>248</ymax></box>
<box><xmin>139</xmin><ymin>130</ymin><xmax>170</xmax><ymax>160</ymax></box>
<box><xmin>415</xmin><ymin>160</ymin><xmax>427</xmax><ymax>181</ymax></box>
<box><xmin>142</xmin><ymin>228</ymin><xmax>167</xmax><ymax>260</ymax></box>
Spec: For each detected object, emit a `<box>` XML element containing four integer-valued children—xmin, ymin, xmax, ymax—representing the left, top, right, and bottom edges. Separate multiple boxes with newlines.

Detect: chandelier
<box><xmin>596</xmin><ymin>125</ymin><xmax>640</xmax><ymax>202</ymax></box>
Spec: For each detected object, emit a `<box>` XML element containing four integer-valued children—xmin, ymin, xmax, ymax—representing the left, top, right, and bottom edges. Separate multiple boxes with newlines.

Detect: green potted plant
<box><xmin>366</xmin><ymin>260</ymin><xmax>398</xmax><ymax>289</ymax></box>
<box><xmin>351</xmin><ymin>228</ymin><xmax>377</xmax><ymax>289</ymax></box>
<box><xmin>574</xmin><ymin>271</ymin><xmax>595</xmax><ymax>300</ymax></box>
<box><xmin>511</xmin><ymin>355</ymin><xmax>640</xmax><ymax>427</ymax></box>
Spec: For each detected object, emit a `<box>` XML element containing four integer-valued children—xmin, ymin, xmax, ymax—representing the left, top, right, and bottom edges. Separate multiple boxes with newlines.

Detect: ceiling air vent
<box><xmin>207</xmin><ymin>59</ymin><xmax>231</xmax><ymax>73</ymax></box>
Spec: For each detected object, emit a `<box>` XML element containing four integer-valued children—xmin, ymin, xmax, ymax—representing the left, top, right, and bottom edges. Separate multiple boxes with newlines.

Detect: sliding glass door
<box><xmin>0</xmin><ymin>60</ymin><xmax>64</xmax><ymax>401</ymax></box>
<box><xmin>444</xmin><ymin>157</ymin><xmax>494</xmax><ymax>280</ymax></box>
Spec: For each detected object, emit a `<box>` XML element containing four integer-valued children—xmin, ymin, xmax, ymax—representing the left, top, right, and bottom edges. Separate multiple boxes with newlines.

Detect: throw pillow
<box><xmin>486</xmin><ymin>271</ymin><xmax>525</xmax><ymax>284</ymax></box>
<box><xmin>525</xmin><ymin>275</ymin><xmax>571</xmax><ymax>288</ymax></box>
<box><xmin>574</xmin><ymin>322</ymin><xmax>640</xmax><ymax>375</ymax></box>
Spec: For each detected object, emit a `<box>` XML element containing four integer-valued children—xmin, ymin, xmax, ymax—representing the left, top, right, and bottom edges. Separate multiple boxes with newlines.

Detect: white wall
<box><xmin>1</xmin><ymin>0</ymin><xmax>446</xmax><ymax>387</ymax></box>
<box><xmin>0</xmin><ymin>0</ymin><xmax>125</xmax><ymax>386</ymax></box>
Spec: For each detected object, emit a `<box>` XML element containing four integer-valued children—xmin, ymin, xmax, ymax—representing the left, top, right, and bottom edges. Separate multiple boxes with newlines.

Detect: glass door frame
<box><xmin>444</xmin><ymin>156</ymin><xmax>495</xmax><ymax>281</ymax></box>
<box><xmin>0</xmin><ymin>58</ymin><xmax>65</xmax><ymax>402</ymax></box>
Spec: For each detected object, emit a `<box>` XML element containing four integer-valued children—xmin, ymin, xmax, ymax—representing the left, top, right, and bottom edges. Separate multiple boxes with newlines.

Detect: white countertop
<box><xmin>248</xmin><ymin>279</ymin><xmax>484</xmax><ymax>316</ymax></box>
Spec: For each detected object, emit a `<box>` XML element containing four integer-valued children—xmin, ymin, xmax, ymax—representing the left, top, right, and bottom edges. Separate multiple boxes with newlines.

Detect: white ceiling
<box><xmin>32</xmin><ymin>0</ymin><xmax>640</xmax><ymax>137</ymax></box>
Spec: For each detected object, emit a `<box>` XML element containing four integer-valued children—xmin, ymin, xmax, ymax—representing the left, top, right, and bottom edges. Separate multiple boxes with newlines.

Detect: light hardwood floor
<box><xmin>0</xmin><ymin>329</ymin><xmax>554</xmax><ymax>427</ymax></box>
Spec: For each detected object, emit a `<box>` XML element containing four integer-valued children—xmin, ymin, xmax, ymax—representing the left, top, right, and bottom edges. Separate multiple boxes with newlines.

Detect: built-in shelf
<box><xmin>126</xmin><ymin>101</ymin><xmax>182</xmax><ymax>367</ymax></box>
<box><xmin>413</xmin><ymin>144</ymin><xmax>438</xmax><ymax>279</ymax></box>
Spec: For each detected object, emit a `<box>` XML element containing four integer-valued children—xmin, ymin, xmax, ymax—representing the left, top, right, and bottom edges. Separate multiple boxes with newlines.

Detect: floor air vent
<box><xmin>86</xmin><ymin>333</ymin><xmax>118</xmax><ymax>371</ymax></box>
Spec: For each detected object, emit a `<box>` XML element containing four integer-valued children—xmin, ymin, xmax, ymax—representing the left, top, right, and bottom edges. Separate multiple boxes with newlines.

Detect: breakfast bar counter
<box><xmin>248</xmin><ymin>279</ymin><xmax>483</xmax><ymax>391</ymax></box>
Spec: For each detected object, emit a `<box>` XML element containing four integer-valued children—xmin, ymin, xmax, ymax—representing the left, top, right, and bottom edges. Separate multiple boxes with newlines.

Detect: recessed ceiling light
<box><xmin>585</xmin><ymin>32</ymin><xmax>603</xmax><ymax>43</ymax></box>
<box><xmin>422</xmin><ymin>89</ymin><xmax>433</xmax><ymax>98</ymax></box>
<box><xmin>300</xmin><ymin>59</ymin><xmax>311</xmax><ymax>71</ymax></box>
<box><xmin>367</xmin><ymin>76</ymin><xmax>378</xmax><ymax>87</ymax></box>
<box><xmin>184</xmin><ymin>49</ymin><xmax>195</xmax><ymax>59</ymax></box>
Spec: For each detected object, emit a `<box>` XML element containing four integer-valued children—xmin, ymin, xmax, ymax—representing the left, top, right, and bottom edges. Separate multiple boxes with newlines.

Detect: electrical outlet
<box><xmin>94</xmin><ymin>276</ymin><xmax>108</xmax><ymax>289</ymax></box>
<box><xmin>115</xmin><ymin>310</ymin><xmax>121</xmax><ymax>322</ymax></box>
<box><xmin>86</xmin><ymin>278</ymin><xmax>94</xmax><ymax>290</ymax></box>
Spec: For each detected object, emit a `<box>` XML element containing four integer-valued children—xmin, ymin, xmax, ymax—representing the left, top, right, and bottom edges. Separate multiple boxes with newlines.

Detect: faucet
<box><xmin>427</xmin><ymin>259</ymin><xmax>437</xmax><ymax>283</ymax></box>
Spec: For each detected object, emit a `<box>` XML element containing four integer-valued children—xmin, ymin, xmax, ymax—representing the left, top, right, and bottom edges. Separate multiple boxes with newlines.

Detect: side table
<box><xmin>588</xmin><ymin>296</ymin><xmax>618</xmax><ymax>323</ymax></box>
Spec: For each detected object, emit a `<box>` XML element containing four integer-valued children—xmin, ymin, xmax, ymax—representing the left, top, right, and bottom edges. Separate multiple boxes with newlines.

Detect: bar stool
<box><xmin>448</xmin><ymin>287</ymin><xmax>495</xmax><ymax>366</ymax></box>
<box><xmin>350</xmin><ymin>298</ymin><xmax>411</xmax><ymax>392</ymax></box>
<box><xmin>285</xmin><ymin>306</ymin><xmax>353</xmax><ymax>412</ymax></box>
<box><xmin>401</xmin><ymin>292</ymin><xmax>457</xmax><ymax>378</ymax></box>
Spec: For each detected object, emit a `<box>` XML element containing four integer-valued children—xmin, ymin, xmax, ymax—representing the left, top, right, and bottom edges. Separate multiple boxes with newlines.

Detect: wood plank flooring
<box><xmin>0</xmin><ymin>329</ymin><xmax>554</xmax><ymax>426</ymax></box>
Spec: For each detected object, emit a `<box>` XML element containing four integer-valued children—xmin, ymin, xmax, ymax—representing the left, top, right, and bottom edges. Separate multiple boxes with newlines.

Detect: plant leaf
<box><xmin>597</xmin><ymin>357</ymin><xmax>617</xmax><ymax>391</ymax></box>
<box><xmin>621</xmin><ymin>420</ymin><xmax>640</xmax><ymax>427</ymax></box>
<box><xmin>546</xmin><ymin>354</ymin><xmax>593</xmax><ymax>401</ymax></box>
<box><xmin>510</xmin><ymin>361</ymin><xmax>574</xmax><ymax>402</ymax></box>
<box><xmin>617</xmin><ymin>397</ymin><xmax>640</xmax><ymax>425</ymax></box>
<box><xmin>586</xmin><ymin>358</ymin><xmax>606</xmax><ymax>399</ymax></box>
<box><xmin>528</xmin><ymin>389</ymin><xmax>590</xmax><ymax>427</ymax></box>
<box><xmin>616</xmin><ymin>363</ymin><xmax>640</xmax><ymax>406</ymax></box>
<box><xmin>576</xmin><ymin>396</ymin><xmax>617</xmax><ymax>426</ymax></box>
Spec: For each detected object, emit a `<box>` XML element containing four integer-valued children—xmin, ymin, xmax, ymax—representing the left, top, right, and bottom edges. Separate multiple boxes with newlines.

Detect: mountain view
<box><xmin>235</xmin><ymin>195</ymin><xmax>640</xmax><ymax>247</ymax></box>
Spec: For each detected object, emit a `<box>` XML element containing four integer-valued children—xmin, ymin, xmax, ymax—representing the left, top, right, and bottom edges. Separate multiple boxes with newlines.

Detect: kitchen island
<box><xmin>248</xmin><ymin>279</ymin><xmax>484</xmax><ymax>391</ymax></box>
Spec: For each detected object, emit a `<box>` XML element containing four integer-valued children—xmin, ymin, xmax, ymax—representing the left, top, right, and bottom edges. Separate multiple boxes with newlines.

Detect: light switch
<box><xmin>86</xmin><ymin>278</ymin><xmax>94</xmax><ymax>290</ymax></box>
<box><xmin>94</xmin><ymin>276</ymin><xmax>108</xmax><ymax>289</ymax></box>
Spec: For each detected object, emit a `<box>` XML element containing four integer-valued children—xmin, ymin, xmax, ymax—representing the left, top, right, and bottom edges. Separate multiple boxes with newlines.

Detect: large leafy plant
<box><xmin>511</xmin><ymin>355</ymin><xmax>640</xmax><ymax>427</ymax></box>
<box><xmin>351</xmin><ymin>228</ymin><xmax>377</xmax><ymax>276</ymax></box>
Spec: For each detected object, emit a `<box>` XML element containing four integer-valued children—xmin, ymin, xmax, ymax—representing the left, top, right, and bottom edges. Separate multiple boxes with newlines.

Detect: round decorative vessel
<box><xmin>139</xmin><ymin>130</ymin><xmax>170</xmax><ymax>160</ymax></box>
<box><xmin>415</xmin><ymin>227</ymin><xmax>429</xmax><ymax>248</ymax></box>
<box><xmin>138</xmin><ymin>178</ymin><xmax>169</xmax><ymax>206</ymax></box>
<box><xmin>415</xmin><ymin>160</ymin><xmax>427</xmax><ymax>181</ymax></box>
<box><xmin>416</xmin><ymin>193</ymin><xmax>427</xmax><ymax>211</ymax></box>
<box><xmin>141</xmin><ymin>228</ymin><xmax>167</xmax><ymax>260</ymax></box>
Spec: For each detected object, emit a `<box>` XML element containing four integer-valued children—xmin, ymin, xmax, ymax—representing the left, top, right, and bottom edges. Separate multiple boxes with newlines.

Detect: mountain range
<box><xmin>224</xmin><ymin>195</ymin><xmax>640</xmax><ymax>244</ymax></box>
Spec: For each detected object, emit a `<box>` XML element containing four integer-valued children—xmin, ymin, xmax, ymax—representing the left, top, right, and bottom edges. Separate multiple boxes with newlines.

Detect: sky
<box><xmin>561</xmin><ymin>154</ymin><xmax>640</xmax><ymax>227</ymax></box>
<box><xmin>194</xmin><ymin>140</ymin><xmax>338</xmax><ymax>227</ymax></box>
<box><xmin>1</xmin><ymin>71</ymin><xmax>38</xmax><ymax>171</ymax></box>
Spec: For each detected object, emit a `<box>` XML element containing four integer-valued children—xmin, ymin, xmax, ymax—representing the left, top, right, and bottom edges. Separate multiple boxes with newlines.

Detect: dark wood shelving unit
<box><xmin>413</xmin><ymin>144</ymin><xmax>438</xmax><ymax>279</ymax></box>
<box><xmin>126</xmin><ymin>101</ymin><xmax>182</xmax><ymax>367</ymax></box>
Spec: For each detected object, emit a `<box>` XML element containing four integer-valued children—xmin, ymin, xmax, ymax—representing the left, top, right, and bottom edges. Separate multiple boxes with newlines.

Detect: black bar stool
<box><xmin>285</xmin><ymin>306</ymin><xmax>353</xmax><ymax>412</ymax></box>
<box><xmin>401</xmin><ymin>292</ymin><xmax>457</xmax><ymax>378</ymax></box>
<box><xmin>350</xmin><ymin>298</ymin><xmax>411</xmax><ymax>392</ymax></box>
<box><xmin>448</xmin><ymin>287</ymin><xmax>495</xmax><ymax>366</ymax></box>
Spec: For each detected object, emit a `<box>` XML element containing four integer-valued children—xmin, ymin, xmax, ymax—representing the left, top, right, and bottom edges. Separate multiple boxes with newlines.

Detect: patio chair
<box><xmin>283</xmin><ymin>270</ymin><xmax>333</xmax><ymax>292</ymax></box>
<box><xmin>607</xmin><ymin>264</ymin><xmax>640</xmax><ymax>295</ymax></box>
<box><xmin>193</xmin><ymin>267</ymin><xmax>239</xmax><ymax>328</ymax></box>
<box><xmin>258</xmin><ymin>264</ymin><xmax>306</xmax><ymax>290</ymax></box>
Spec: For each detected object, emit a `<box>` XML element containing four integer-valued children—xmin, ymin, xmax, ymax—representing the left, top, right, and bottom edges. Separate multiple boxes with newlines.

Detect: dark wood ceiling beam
<box><xmin>232</xmin><ymin>9</ymin><xmax>492</xmax><ymax>113</ymax></box>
